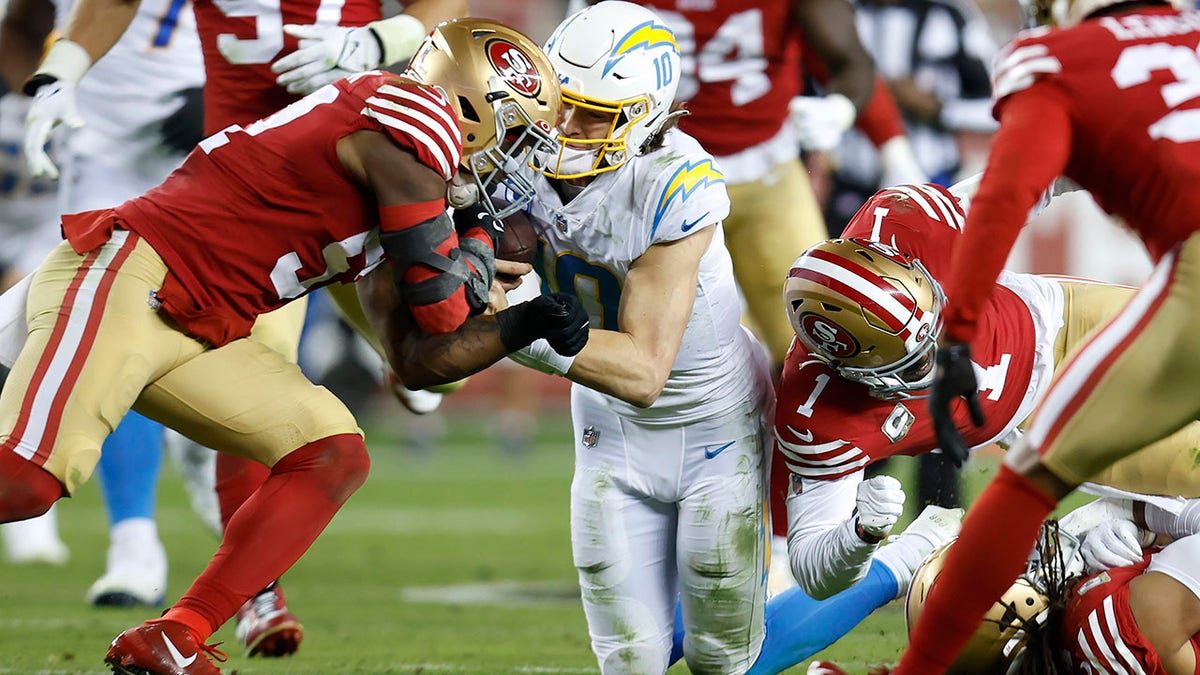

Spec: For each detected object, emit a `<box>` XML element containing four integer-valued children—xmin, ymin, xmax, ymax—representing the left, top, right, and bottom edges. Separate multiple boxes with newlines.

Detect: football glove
<box><xmin>22</xmin><ymin>39</ymin><xmax>92</xmax><ymax>179</ymax></box>
<box><xmin>855</xmin><ymin>475</ymin><xmax>906</xmax><ymax>542</ymax></box>
<box><xmin>1080</xmin><ymin>519</ymin><xmax>1152</xmax><ymax>572</ymax></box>
<box><xmin>788</xmin><ymin>93</ymin><xmax>856</xmax><ymax>152</ymax></box>
<box><xmin>273</xmin><ymin>25</ymin><xmax>383</xmax><ymax>94</ymax></box>
<box><xmin>929</xmin><ymin>341</ymin><xmax>984</xmax><ymax>467</ymax></box>
<box><xmin>497</xmin><ymin>293</ymin><xmax>589</xmax><ymax>356</ymax></box>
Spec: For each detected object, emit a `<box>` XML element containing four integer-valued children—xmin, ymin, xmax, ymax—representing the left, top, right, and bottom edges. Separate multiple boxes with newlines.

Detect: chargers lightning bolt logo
<box><xmin>603</xmin><ymin>21</ymin><xmax>679</xmax><ymax>77</ymax></box>
<box><xmin>652</xmin><ymin>160</ymin><xmax>725</xmax><ymax>237</ymax></box>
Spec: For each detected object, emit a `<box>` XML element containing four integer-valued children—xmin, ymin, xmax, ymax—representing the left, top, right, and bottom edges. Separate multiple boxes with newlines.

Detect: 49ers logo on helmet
<box><xmin>486</xmin><ymin>39</ymin><xmax>542</xmax><ymax>97</ymax></box>
<box><xmin>798</xmin><ymin>313</ymin><xmax>860</xmax><ymax>359</ymax></box>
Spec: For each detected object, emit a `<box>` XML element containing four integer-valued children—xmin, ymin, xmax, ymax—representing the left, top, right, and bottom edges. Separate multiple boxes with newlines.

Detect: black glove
<box><xmin>452</xmin><ymin>202</ymin><xmax>504</xmax><ymax>251</ymax></box>
<box><xmin>496</xmin><ymin>292</ymin><xmax>590</xmax><ymax>356</ymax></box>
<box><xmin>928</xmin><ymin>341</ymin><xmax>985</xmax><ymax>467</ymax></box>
<box><xmin>160</xmin><ymin>87</ymin><xmax>205</xmax><ymax>155</ymax></box>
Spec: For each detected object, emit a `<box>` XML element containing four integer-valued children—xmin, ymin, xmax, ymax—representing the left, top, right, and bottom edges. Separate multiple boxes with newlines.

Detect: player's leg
<box><xmin>107</xmin><ymin>336</ymin><xmax>367</xmax><ymax>671</ymax></box>
<box><xmin>211</xmin><ymin>299</ymin><xmax>309</xmax><ymax>656</ymax></box>
<box><xmin>722</xmin><ymin>160</ymin><xmax>827</xmax><ymax>369</ymax></box>
<box><xmin>899</xmin><ymin>235</ymin><xmax>1200</xmax><ymax>673</ymax></box>
<box><xmin>88</xmin><ymin>411</ymin><xmax>169</xmax><ymax>607</ymax></box>
<box><xmin>570</xmin><ymin>394</ymin><xmax>679</xmax><ymax>675</ymax></box>
<box><xmin>676</xmin><ymin>404</ymin><xmax>768</xmax><ymax>674</ymax></box>
<box><xmin>0</xmin><ymin>234</ymin><xmax>183</xmax><ymax>520</ymax></box>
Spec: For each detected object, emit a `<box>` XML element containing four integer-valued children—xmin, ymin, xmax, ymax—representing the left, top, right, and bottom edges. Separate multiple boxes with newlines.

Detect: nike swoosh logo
<box><xmin>704</xmin><ymin>441</ymin><xmax>735</xmax><ymax>459</ymax></box>
<box><xmin>680</xmin><ymin>212</ymin><xmax>710</xmax><ymax>232</ymax></box>
<box><xmin>787</xmin><ymin>425</ymin><xmax>814</xmax><ymax>442</ymax></box>
<box><xmin>161</xmin><ymin>632</ymin><xmax>197</xmax><ymax>668</ymax></box>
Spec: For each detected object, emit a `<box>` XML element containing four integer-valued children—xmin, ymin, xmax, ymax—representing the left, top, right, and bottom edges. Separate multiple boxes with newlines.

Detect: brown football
<box><xmin>497</xmin><ymin>210</ymin><xmax>539</xmax><ymax>265</ymax></box>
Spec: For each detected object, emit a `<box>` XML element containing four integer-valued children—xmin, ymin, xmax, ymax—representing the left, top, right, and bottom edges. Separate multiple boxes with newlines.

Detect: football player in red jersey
<box><xmin>0</xmin><ymin>20</ymin><xmax>588</xmax><ymax>674</ymax></box>
<box><xmin>889</xmin><ymin>0</ymin><xmax>1200</xmax><ymax>667</ymax></box>
<box><xmin>19</xmin><ymin>0</ymin><xmax>467</xmax><ymax>655</ymax></box>
<box><xmin>771</xmin><ymin>178</ymin><xmax>1200</xmax><ymax>605</ymax></box>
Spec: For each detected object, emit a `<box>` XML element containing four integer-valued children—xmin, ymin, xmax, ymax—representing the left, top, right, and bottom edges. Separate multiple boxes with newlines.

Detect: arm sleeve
<box><xmin>787</xmin><ymin>470</ymin><xmax>882</xmax><ymax>600</ymax></box>
<box><xmin>942</xmin><ymin>88</ymin><xmax>1072</xmax><ymax>342</ymax></box>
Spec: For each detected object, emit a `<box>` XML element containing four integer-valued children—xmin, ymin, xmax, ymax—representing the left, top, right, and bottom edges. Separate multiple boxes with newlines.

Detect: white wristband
<box><xmin>368</xmin><ymin>14</ymin><xmax>427</xmax><ymax>68</ymax></box>
<box><xmin>509</xmin><ymin>338</ymin><xmax>576</xmax><ymax>376</ymax></box>
<box><xmin>826</xmin><ymin>93</ymin><xmax>857</xmax><ymax>133</ymax></box>
<box><xmin>36</xmin><ymin>39</ymin><xmax>92</xmax><ymax>86</ymax></box>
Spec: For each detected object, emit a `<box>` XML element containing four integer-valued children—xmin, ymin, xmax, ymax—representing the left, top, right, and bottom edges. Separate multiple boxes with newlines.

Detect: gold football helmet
<box><xmin>1019</xmin><ymin>0</ymin><xmax>1188</xmax><ymax>27</ymax></box>
<box><xmin>784</xmin><ymin>238</ymin><xmax>945</xmax><ymax>400</ymax></box>
<box><xmin>404</xmin><ymin>18</ymin><xmax>561</xmax><ymax>218</ymax></box>
<box><xmin>906</xmin><ymin>524</ymin><xmax>1084</xmax><ymax>675</ymax></box>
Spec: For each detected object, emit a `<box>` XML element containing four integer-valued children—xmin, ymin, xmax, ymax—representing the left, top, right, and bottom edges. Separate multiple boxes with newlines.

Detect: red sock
<box><xmin>172</xmin><ymin>434</ymin><xmax>370</xmax><ymax>639</ymax></box>
<box><xmin>896</xmin><ymin>465</ymin><xmax>1056</xmax><ymax>674</ymax></box>
<box><xmin>0</xmin><ymin>450</ymin><xmax>65</xmax><ymax>521</ymax></box>
<box><xmin>216</xmin><ymin>454</ymin><xmax>271</xmax><ymax>530</ymax></box>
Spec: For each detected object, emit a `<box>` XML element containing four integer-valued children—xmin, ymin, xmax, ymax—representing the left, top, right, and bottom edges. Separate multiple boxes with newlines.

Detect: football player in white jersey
<box><xmin>2</xmin><ymin>0</ymin><xmax>214</xmax><ymax>607</ymax></box>
<box><xmin>506</xmin><ymin>4</ymin><xmax>773</xmax><ymax>672</ymax></box>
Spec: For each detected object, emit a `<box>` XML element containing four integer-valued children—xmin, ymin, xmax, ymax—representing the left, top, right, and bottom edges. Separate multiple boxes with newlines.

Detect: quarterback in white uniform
<box><xmin>509</xmin><ymin>4</ymin><xmax>773</xmax><ymax>673</ymax></box>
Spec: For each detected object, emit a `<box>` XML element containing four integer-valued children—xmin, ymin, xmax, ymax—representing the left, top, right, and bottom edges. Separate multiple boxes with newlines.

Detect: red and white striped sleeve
<box><xmin>360</xmin><ymin>78</ymin><xmax>464</xmax><ymax>181</ymax></box>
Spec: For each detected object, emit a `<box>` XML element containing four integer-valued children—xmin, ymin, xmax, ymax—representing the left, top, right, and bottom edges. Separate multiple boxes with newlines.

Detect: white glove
<box><xmin>273</xmin><ymin>25</ymin><xmax>383</xmax><ymax>94</ymax></box>
<box><xmin>23</xmin><ymin>39</ymin><xmax>92</xmax><ymax>179</ymax></box>
<box><xmin>855</xmin><ymin>475</ymin><xmax>905</xmax><ymax>540</ymax></box>
<box><xmin>1080</xmin><ymin>519</ymin><xmax>1152</xmax><ymax>572</ymax></box>
<box><xmin>788</xmin><ymin>93</ymin><xmax>856</xmax><ymax>152</ymax></box>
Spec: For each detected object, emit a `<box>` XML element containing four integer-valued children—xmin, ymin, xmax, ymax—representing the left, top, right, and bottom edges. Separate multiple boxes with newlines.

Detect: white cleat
<box><xmin>875</xmin><ymin>505</ymin><xmax>963</xmax><ymax>598</ymax></box>
<box><xmin>388</xmin><ymin>373</ymin><xmax>444</xmax><ymax>415</ymax></box>
<box><xmin>86</xmin><ymin>518</ymin><xmax>167</xmax><ymax>607</ymax></box>
<box><xmin>2</xmin><ymin>507</ymin><xmax>69</xmax><ymax>566</ymax></box>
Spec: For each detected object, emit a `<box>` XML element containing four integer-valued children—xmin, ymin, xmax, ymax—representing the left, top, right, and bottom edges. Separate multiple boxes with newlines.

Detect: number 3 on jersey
<box><xmin>212</xmin><ymin>0</ymin><xmax>346</xmax><ymax>64</ymax></box>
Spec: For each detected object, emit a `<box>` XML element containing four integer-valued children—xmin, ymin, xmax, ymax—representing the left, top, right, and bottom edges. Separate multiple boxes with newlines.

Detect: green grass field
<box><xmin>0</xmin><ymin>407</ymin><xmax>1095</xmax><ymax>675</ymax></box>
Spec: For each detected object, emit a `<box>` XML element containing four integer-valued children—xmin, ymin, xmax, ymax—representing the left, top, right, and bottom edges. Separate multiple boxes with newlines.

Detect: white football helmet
<box><xmin>784</xmin><ymin>238</ymin><xmax>945</xmax><ymax>400</ymax></box>
<box><xmin>542</xmin><ymin>1</ymin><xmax>682</xmax><ymax>179</ymax></box>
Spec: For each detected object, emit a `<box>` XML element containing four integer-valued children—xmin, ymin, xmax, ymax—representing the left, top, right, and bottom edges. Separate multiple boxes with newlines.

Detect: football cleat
<box><xmin>387</xmin><ymin>371</ymin><xmax>444</xmax><ymax>415</ymax></box>
<box><xmin>87</xmin><ymin>518</ymin><xmax>167</xmax><ymax>608</ymax></box>
<box><xmin>105</xmin><ymin>620</ymin><xmax>227</xmax><ymax>675</ymax></box>
<box><xmin>234</xmin><ymin>583</ymin><xmax>304</xmax><ymax>657</ymax></box>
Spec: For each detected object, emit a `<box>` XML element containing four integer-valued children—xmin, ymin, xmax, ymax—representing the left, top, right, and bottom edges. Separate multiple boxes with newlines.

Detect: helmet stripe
<box><xmin>801</xmin><ymin>248</ymin><xmax>920</xmax><ymax>318</ymax></box>
<box><xmin>790</xmin><ymin>266</ymin><xmax>907</xmax><ymax>333</ymax></box>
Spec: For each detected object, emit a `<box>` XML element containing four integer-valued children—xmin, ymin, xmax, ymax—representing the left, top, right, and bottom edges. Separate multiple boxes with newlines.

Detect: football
<box><xmin>497</xmin><ymin>210</ymin><xmax>539</xmax><ymax>265</ymax></box>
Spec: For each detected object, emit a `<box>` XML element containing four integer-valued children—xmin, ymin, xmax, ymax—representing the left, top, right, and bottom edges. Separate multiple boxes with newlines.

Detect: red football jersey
<box><xmin>1061</xmin><ymin>555</ymin><xmax>1176</xmax><ymax>675</ymax></box>
<box><xmin>192</xmin><ymin>0</ymin><xmax>383</xmax><ymax>133</ymax></box>
<box><xmin>944</xmin><ymin>7</ymin><xmax>1200</xmax><ymax>340</ymax></box>
<box><xmin>69</xmin><ymin>73</ymin><xmax>460</xmax><ymax>347</ymax></box>
<box><xmin>775</xmin><ymin>184</ymin><xmax>1036</xmax><ymax>480</ymax></box>
<box><xmin>637</xmin><ymin>0</ymin><xmax>802</xmax><ymax>156</ymax></box>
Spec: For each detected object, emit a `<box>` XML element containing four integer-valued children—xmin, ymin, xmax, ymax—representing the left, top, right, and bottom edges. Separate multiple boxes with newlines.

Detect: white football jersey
<box><xmin>526</xmin><ymin>128</ymin><xmax>762</xmax><ymax>423</ymax></box>
<box><xmin>54</xmin><ymin>0</ymin><xmax>204</xmax><ymax>165</ymax></box>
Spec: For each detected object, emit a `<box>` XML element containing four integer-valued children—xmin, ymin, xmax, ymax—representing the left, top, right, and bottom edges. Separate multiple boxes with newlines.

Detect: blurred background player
<box><xmin>892</xmin><ymin>0</ymin><xmax>1200</xmax><ymax>660</ymax></box>
<box><xmin>1</xmin><ymin>0</ymin><xmax>218</xmax><ymax>609</ymax></box>
<box><xmin>512</xmin><ymin>4</ymin><xmax>774</xmax><ymax>671</ymax></box>
<box><xmin>572</xmin><ymin>0</ymin><xmax>878</xmax><ymax>376</ymax></box>
<box><xmin>822</xmin><ymin>0</ymin><xmax>998</xmax><ymax>232</ymax></box>
<box><xmin>20</xmin><ymin>0</ymin><xmax>468</xmax><ymax>655</ymax></box>
<box><xmin>0</xmin><ymin>31</ymin><xmax>68</xmax><ymax>565</ymax></box>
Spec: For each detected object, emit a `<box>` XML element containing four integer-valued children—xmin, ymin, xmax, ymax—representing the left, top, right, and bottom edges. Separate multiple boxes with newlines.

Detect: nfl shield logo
<box><xmin>582</xmin><ymin>425</ymin><xmax>600</xmax><ymax>448</ymax></box>
<box><xmin>555</xmin><ymin>213</ymin><xmax>569</xmax><ymax>234</ymax></box>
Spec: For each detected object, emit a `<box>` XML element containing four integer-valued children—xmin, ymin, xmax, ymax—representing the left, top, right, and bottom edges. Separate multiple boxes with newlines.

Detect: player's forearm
<box><xmin>788</xmin><ymin>518</ymin><xmax>879</xmax><ymax>600</ymax></box>
<box><xmin>796</xmin><ymin>0</ymin><xmax>875</xmax><ymax>112</ymax></box>
<box><xmin>0</xmin><ymin>0</ymin><xmax>54</xmax><ymax>89</ymax></box>
<box><xmin>563</xmin><ymin>329</ymin><xmax>674</xmax><ymax>408</ymax></box>
<box><xmin>392</xmin><ymin>313</ymin><xmax>510</xmax><ymax>389</ymax></box>
<box><xmin>57</xmin><ymin>0</ymin><xmax>139</xmax><ymax>66</ymax></box>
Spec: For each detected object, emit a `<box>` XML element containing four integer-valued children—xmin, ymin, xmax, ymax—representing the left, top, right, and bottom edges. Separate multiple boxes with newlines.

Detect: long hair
<box><xmin>1009</xmin><ymin>520</ymin><xmax>1082</xmax><ymax>675</ymax></box>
